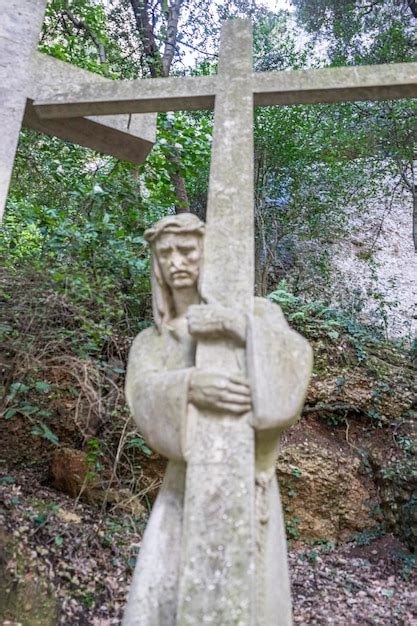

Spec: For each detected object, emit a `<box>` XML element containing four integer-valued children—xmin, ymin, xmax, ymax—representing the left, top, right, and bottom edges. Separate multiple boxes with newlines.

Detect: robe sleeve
<box><xmin>247</xmin><ymin>298</ymin><xmax>312</xmax><ymax>432</ymax></box>
<box><xmin>125</xmin><ymin>327</ymin><xmax>193</xmax><ymax>461</ymax></box>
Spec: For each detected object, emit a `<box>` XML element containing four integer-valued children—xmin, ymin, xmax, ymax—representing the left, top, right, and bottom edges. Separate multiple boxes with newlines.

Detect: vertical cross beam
<box><xmin>177</xmin><ymin>21</ymin><xmax>256</xmax><ymax>625</ymax></box>
<box><xmin>202</xmin><ymin>20</ymin><xmax>255</xmax><ymax>307</ymax></box>
<box><xmin>0</xmin><ymin>0</ymin><xmax>47</xmax><ymax>220</ymax></box>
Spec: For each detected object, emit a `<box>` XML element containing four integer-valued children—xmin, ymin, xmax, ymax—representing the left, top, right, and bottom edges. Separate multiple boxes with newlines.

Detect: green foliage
<box><xmin>353</xmin><ymin>524</ymin><xmax>386</xmax><ymax>546</ymax></box>
<box><xmin>291</xmin><ymin>466</ymin><xmax>302</xmax><ymax>479</ymax></box>
<box><xmin>268</xmin><ymin>281</ymin><xmax>344</xmax><ymax>340</ymax></box>
<box><xmin>268</xmin><ymin>280</ymin><xmax>415</xmax><ymax>434</ymax></box>
<box><xmin>286</xmin><ymin>515</ymin><xmax>301</xmax><ymax>540</ymax></box>
<box><xmin>127</xmin><ymin>435</ymin><xmax>153</xmax><ymax>457</ymax></box>
<box><xmin>1</xmin><ymin>476</ymin><xmax>16</xmax><ymax>485</ymax></box>
<box><xmin>157</xmin><ymin>112</ymin><xmax>212</xmax><ymax>209</ymax></box>
<box><xmin>86</xmin><ymin>438</ymin><xmax>104</xmax><ymax>473</ymax></box>
<box><xmin>268</xmin><ymin>280</ymin><xmax>406</xmax><ymax>355</ymax></box>
<box><xmin>292</xmin><ymin>0</ymin><xmax>416</xmax><ymax>65</ymax></box>
<box><xmin>41</xmin><ymin>0</ymin><xmax>116</xmax><ymax>75</ymax></box>
<box><xmin>31</xmin><ymin>423</ymin><xmax>60</xmax><ymax>446</ymax></box>
<box><xmin>5</xmin><ymin>379</ymin><xmax>53</xmax><ymax>423</ymax></box>
<box><xmin>80</xmin><ymin>591</ymin><xmax>95</xmax><ymax>609</ymax></box>
<box><xmin>380</xmin><ymin>457</ymin><xmax>416</xmax><ymax>482</ymax></box>
<box><xmin>249</xmin><ymin>2</ymin><xmax>416</xmax><ymax>295</ymax></box>
<box><xmin>2</xmin><ymin>0</ymin><xmax>415</xmax><ymax>338</ymax></box>
<box><xmin>0</xmin><ymin>0</ymin><xmax>217</xmax><ymax>353</ymax></box>
<box><xmin>400</xmin><ymin>552</ymin><xmax>416</xmax><ymax>581</ymax></box>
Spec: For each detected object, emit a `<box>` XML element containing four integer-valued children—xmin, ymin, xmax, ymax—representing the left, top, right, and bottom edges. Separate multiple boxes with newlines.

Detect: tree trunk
<box><xmin>161</xmin><ymin>0</ymin><xmax>182</xmax><ymax>77</ymax></box>
<box><xmin>130</xmin><ymin>0</ymin><xmax>163</xmax><ymax>77</ymax></box>
<box><xmin>254</xmin><ymin>152</ymin><xmax>269</xmax><ymax>296</ymax></box>
<box><xmin>129</xmin><ymin>0</ymin><xmax>190</xmax><ymax>213</ymax></box>
<box><xmin>408</xmin><ymin>0</ymin><xmax>417</xmax><ymax>19</ymax></box>
<box><xmin>413</xmin><ymin>184</ymin><xmax>417</xmax><ymax>252</ymax></box>
<box><xmin>168</xmin><ymin>152</ymin><xmax>190</xmax><ymax>213</ymax></box>
<box><xmin>255</xmin><ymin>216</ymin><xmax>269</xmax><ymax>297</ymax></box>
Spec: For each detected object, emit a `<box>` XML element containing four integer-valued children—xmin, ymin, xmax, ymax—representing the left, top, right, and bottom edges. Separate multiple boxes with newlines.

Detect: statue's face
<box><xmin>155</xmin><ymin>232</ymin><xmax>202</xmax><ymax>290</ymax></box>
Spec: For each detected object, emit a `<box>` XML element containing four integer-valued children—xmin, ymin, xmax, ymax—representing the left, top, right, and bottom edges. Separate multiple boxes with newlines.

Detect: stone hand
<box><xmin>189</xmin><ymin>370</ymin><xmax>252</xmax><ymax>415</ymax></box>
<box><xmin>187</xmin><ymin>304</ymin><xmax>246</xmax><ymax>346</ymax></box>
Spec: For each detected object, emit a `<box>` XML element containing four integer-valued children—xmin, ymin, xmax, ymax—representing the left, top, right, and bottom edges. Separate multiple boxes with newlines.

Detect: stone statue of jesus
<box><xmin>123</xmin><ymin>212</ymin><xmax>312</xmax><ymax>626</ymax></box>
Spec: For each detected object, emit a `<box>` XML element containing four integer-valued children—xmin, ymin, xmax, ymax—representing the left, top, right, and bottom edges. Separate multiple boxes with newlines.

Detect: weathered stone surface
<box><xmin>177</xmin><ymin>21</ymin><xmax>257</xmax><ymax>625</ymax></box>
<box><xmin>36</xmin><ymin>74</ymin><xmax>218</xmax><ymax>117</ymax></box>
<box><xmin>254</xmin><ymin>62</ymin><xmax>417</xmax><ymax>106</ymax></box>
<box><xmin>0</xmin><ymin>2</ymin><xmax>156</xmax><ymax>220</ymax></box>
<box><xmin>123</xmin><ymin>212</ymin><xmax>312</xmax><ymax>626</ymax></box>
<box><xmin>0</xmin><ymin>0</ymin><xmax>47</xmax><ymax>221</ymax></box>
<box><xmin>332</xmin><ymin>184</ymin><xmax>417</xmax><ymax>338</ymax></box>
<box><xmin>25</xmin><ymin>52</ymin><xmax>156</xmax><ymax>164</ymax></box>
<box><xmin>34</xmin><ymin>59</ymin><xmax>417</xmax><ymax>119</ymax></box>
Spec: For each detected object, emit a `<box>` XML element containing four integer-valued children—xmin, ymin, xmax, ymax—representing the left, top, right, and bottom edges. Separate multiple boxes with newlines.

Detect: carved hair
<box><xmin>144</xmin><ymin>213</ymin><xmax>205</xmax><ymax>332</ymax></box>
<box><xmin>144</xmin><ymin>213</ymin><xmax>205</xmax><ymax>243</ymax></box>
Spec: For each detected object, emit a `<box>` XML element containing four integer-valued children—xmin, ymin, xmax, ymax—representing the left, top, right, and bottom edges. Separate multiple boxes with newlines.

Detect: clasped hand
<box><xmin>187</xmin><ymin>305</ymin><xmax>251</xmax><ymax>414</ymax></box>
<box><xmin>189</xmin><ymin>370</ymin><xmax>252</xmax><ymax>415</ymax></box>
<box><xmin>187</xmin><ymin>304</ymin><xmax>246</xmax><ymax>345</ymax></box>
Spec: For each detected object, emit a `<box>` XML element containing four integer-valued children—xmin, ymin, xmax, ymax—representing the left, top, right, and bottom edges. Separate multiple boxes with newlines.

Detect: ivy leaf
<box><xmin>31</xmin><ymin>423</ymin><xmax>60</xmax><ymax>446</ymax></box>
<box><xmin>1</xmin><ymin>475</ymin><xmax>15</xmax><ymax>484</ymax></box>
<box><xmin>20</xmin><ymin>404</ymin><xmax>39</xmax><ymax>415</ymax></box>
<box><xmin>35</xmin><ymin>381</ymin><xmax>51</xmax><ymax>393</ymax></box>
<box><xmin>127</xmin><ymin>436</ymin><xmax>152</xmax><ymax>456</ymax></box>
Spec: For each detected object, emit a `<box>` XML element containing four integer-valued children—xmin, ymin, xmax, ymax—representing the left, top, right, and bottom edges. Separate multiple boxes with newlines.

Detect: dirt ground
<box><xmin>1</xmin><ymin>469</ymin><xmax>415</xmax><ymax>626</ymax></box>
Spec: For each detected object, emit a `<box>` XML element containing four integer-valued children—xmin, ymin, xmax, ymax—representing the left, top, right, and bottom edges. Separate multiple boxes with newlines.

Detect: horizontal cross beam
<box><xmin>35</xmin><ymin>75</ymin><xmax>217</xmax><ymax>117</ymax></box>
<box><xmin>254</xmin><ymin>62</ymin><xmax>417</xmax><ymax>106</ymax></box>
<box><xmin>34</xmin><ymin>62</ymin><xmax>417</xmax><ymax>120</ymax></box>
<box><xmin>27</xmin><ymin>52</ymin><xmax>156</xmax><ymax>163</ymax></box>
<box><xmin>1</xmin><ymin>0</ymin><xmax>156</xmax><ymax>220</ymax></box>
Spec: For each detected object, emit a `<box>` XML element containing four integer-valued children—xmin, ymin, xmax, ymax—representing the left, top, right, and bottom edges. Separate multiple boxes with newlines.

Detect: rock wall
<box><xmin>332</xmin><ymin>183</ymin><xmax>416</xmax><ymax>338</ymax></box>
<box><xmin>288</xmin><ymin>174</ymin><xmax>416</xmax><ymax>339</ymax></box>
<box><xmin>278</xmin><ymin>422</ymin><xmax>379</xmax><ymax>544</ymax></box>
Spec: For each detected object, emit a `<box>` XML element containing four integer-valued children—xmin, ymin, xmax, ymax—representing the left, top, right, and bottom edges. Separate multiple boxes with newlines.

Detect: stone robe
<box><xmin>123</xmin><ymin>298</ymin><xmax>312</xmax><ymax>626</ymax></box>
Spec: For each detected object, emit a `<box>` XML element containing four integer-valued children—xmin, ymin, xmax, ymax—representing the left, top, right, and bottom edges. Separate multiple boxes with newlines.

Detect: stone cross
<box><xmin>36</xmin><ymin>18</ymin><xmax>417</xmax><ymax>625</ymax></box>
<box><xmin>0</xmin><ymin>0</ymin><xmax>156</xmax><ymax>220</ymax></box>
<box><xmin>34</xmin><ymin>18</ymin><xmax>416</xmax><ymax>626</ymax></box>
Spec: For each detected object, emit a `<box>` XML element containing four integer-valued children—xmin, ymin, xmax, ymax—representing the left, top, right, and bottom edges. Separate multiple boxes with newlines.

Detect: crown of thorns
<box><xmin>144</xmin><ymin>213</ymin><xmax>205</xmax><ymax>243</ymax></box>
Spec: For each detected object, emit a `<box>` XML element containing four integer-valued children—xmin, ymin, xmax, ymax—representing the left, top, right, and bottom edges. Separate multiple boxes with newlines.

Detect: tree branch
<box><xmin>158</xmin><ymin>36</ymin><xmax>219</xmax><ymax>58</ymax></box>
<box><xmin>62</xmin><ymin>2</ymin><xmax>106</xmax><ymax>64</ymax></box>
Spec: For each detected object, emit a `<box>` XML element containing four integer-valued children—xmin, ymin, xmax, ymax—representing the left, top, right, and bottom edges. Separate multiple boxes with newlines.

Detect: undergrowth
<box><xmin>268</xmin><ymin>280</ymin><xmax>415</xmax><ymax>362</ymax></box>
<box><xmin>1</xmin><ymin>270</ymin><xmax>415</xmax><ymax>519</ymax></box>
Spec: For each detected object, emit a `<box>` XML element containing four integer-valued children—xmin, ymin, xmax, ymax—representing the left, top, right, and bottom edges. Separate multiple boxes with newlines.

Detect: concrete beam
<box><xmin>34</xmin><ymin>75</ymin><xmax>218</xmax><ymax>118</ymax></box>
<box><xmin>177</xmin><ymin>20</ymin><xmax>256</xmax><ymax>625</ymax></box>
<box><xmin>26</xmin><ymin>52</ymin><xmax>156</xmax><ymax>163</ymax></box>
<box><xmin>34</xmin><ymin>62</ymin><xmax>416</xmax><ymax>122</ymax></box>
<box><xmin>254</xmin><ymin>62</ymin><xmax>417</xmax><ymax>106</ymax></box>
<box><xmin>0</xmin><ymin>0</ymin><xmax>47</xmax><ymax>221</ymax></box>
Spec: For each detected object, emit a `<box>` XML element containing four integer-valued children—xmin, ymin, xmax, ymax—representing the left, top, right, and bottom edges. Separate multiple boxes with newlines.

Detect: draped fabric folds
<box><xmin>123</xmin><ymin>299</ymin><xmax>312</xmax><ymax>626</ymax></box>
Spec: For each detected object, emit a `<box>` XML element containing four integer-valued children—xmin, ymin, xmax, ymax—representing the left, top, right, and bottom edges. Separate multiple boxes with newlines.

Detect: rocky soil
<box><xmin>1</xmin><ymin>469</ymin><xmax>416</xmax><ymax>626</ymax></box>
<box><xmin>1</xmin><ymin>269</ymin><xmax>416</xmax><ymax>624</ymax></box>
